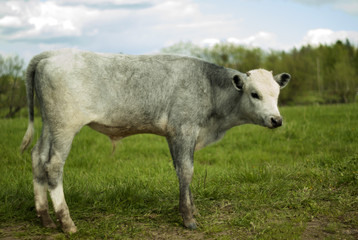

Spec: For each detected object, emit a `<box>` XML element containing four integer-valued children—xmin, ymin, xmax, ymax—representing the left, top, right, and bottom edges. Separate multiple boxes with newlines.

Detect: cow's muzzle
<box><xmin>269</xmin><ymin>116</ymin><xmax>283</xmax><ymax>128</ymax></box>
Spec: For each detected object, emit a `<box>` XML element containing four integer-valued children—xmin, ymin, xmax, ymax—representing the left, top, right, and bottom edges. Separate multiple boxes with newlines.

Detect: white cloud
<box><xmin>200</xmin><ymin>29</ymin><xmax>358</xmax><ymax>52</ymax></box>
<box><xmin>291</xmin><ymin>0</ymin><xmax>337</xmax><ymax>6</ymax></box>
<box><xmin>335</xmin><ymin>1</ymin><xmax>358</xmax><ymax>16</ymax></box>
<box><xmin>57</xmin><ymin>0</ymin><xmax>156</xmax><ymax>6</ymax></box>
<box><xmin>200</xmin><ymin>38</ymin><xmax>221</xmax><ymax>47</ymax></box>
<box><xmin>301</xmin><ymin>28</ymin><xmax>358</xmax><ymax>46</ymax></box>
<box><xmin>199</xmin><ymin>32</ymin><xmax>279</xmax><ymax>49</ymax></box>
<box><xmin>150</xmin><ymin>0</ymin><xmax>198</xmax><ymax>18</ymax></box>
<box><xmin>291</xmin><ymin>0</ymin><xmax>358</xmax><ymax>15</ymax></box>
<box><xmin>227</xmin><ymin>32</ymin><xmax>277</xmax><ymax>48</ymax></box>
<box><xmin>0</xmin><ymin>0</ymin><xmax>238</xmax><ymax>47</ymax></box>
<box><xmin>1</xmin><ymin>0</ymin><xmax>357</xmax><ymax>60</ymax></box>
<box><xmin>0</xmin><ymin>1</ymin><xmax>100</xmax><ymax>41</ymax></box>
<box><xmin>58</xmin><ymin>0</ymin><xmax>147</xmax><ymax>4</ymax></box>
<box><xmin>129</xmin><ymin>0</ymin><xmax>240</xmax><ymax>49</ymax></box>
<box><xmin>0</xmin><ymin>16</ymin><xmax>22</xmax><ymax>27</ymax></box>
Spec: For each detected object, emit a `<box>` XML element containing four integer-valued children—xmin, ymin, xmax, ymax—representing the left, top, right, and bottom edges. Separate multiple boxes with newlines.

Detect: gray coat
<box><xmin>21</xmin><ymin>49</ymin><xmax>290</xmax><ymax>232</ymax></box>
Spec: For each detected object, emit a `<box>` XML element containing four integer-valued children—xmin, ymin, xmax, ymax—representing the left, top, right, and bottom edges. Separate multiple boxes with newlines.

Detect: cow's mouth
<box><xmin>266</xmin><ymin>116</ymin><xmax>283</xmax><ymax>129</ymax></box>
<box><xmin>260</xmin><ymin>116</ymin><xmax>283</xmax><ymax>129</ymax></box>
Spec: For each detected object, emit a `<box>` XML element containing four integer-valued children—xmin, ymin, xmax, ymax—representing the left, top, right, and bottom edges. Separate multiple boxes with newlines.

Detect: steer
<box><xmin>20</xmin><ymin>49</ymin><xmax>290</xmax><ymax>233</ymax></box>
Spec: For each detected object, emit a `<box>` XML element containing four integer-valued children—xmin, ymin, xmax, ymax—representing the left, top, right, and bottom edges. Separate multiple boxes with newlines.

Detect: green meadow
<box><xmin>0</xmin><ymin>103</ymin><xmax>357</xmax><ymax>239</ymax></box>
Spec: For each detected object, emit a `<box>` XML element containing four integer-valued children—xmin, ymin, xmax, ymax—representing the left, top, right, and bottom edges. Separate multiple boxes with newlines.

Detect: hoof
<box><xmin>43</xmin><ymin>221</ymin><xmax>57</xmax><ymax>229</ymax></box>
<box><xmin>39</xmin><ymin>211</ymin><xmax>56</xmax><ymax>229</ymax></box>
<box><xmin>56</xmin><ymin>209</ymin><xmax>77</xmax><ymax>234</ymax></box>
<box><xmin>187</xmin><ymin>222</ymin><xmax>197</xmax><ymax>230</ymax></box>
<box><xmin>63</xmin><ymin>225</ymin><xmax>77</xmax><ymax>234</ymax></box>
<box><xmin>184</xmin><ymin>220</ymin><xmax>197</xmax><ymax>230</ymax></box>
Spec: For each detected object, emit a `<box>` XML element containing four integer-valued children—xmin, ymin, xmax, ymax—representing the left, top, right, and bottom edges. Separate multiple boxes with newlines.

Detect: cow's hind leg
<box><xmin>46</xmin><ymin>130</ymin><xmax>78</xmax><ymax>233</ymax></box>
<box><xmin>32</xmin><ymin>125</ymin><xmax>56</xmax><ymax>228</ymax></box>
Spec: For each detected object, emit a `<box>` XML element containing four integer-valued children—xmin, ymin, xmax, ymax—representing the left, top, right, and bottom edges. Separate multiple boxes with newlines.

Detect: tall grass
<box><xmin>0</xmin><ymin>103</ymin><xmax>357</xmax><ymax>239</ymax></box>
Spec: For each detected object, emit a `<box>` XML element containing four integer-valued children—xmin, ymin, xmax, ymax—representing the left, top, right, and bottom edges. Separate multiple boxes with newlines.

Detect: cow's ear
<box><xmin>232</xmin><ymin>75</ymin><xmax>244</xmax><ymax>91</ymax></box>
<box><xmin>274</xmin><ymin>73</ymin><xmax>291</xmax><ymax>89</ymax></box>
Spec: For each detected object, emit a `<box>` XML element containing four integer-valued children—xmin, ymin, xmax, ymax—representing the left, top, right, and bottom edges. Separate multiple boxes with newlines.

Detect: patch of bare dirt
<box><xmin>134</xmin><ymin>222</ymin><xmax>248</xmax><ymax>240</ymax></box>
<box><xmin>1</xmin><ymin>224</ymin><xmax>29</xmax><ymax>240</ymax></box>
<box><xmin>139</xmin><ymin>224</ymin><xmax>206</xmax><ymax>240</ymax></box>
<box><xmin>0</xmin><ymin>223</ymin><xmax>61</xmax><ymax>240</ymax></box>
<box><xmin>301</xmin><ymin>214</ymin><xmax>358</xmax><ymax>240</ymax></box>
<box><xmin>301</xmin><ymin>217</ymin><xmax>331</xmax><ymax>240</ymax></box>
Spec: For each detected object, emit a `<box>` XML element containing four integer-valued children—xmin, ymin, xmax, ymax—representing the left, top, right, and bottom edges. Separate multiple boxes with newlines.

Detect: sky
<box><xmin>0</xmin><ymin>0</ymin><xmax>358</xmax><ymax>62</ymax></box>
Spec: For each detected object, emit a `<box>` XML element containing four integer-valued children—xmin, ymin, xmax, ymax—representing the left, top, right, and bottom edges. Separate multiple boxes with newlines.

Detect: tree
<box><xmin>160</xmin><ymin>41</ymin><xmax>204</xmax><ymax>58</ymax></box>
<box><xmin>161</xmin><ymin>40</ymin><xmax>358</xmax><ymax>105</ymax></box>
<box><xmin>0</xmin><ymin>55</ymin><xmax>26</xmax><ymax>118</ymax></box>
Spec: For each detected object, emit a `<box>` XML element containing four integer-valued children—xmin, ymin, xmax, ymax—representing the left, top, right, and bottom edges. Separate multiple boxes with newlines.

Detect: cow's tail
<box><xmin>20</xmin><ymin>52</ymin><xmax>50</xmax><ymax>153</ymax></box>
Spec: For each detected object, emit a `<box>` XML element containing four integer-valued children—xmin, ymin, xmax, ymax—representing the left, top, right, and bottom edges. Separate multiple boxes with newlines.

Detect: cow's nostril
<box><xmin>271</xmin><ymin>117</ymin><xmax>282</xmax><ymax>127</ymax></box>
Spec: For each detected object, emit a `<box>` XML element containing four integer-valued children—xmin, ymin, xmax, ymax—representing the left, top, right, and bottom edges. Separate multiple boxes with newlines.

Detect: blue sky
<box><xmin>0</xmin><ymin>0</ymin><xmax>357</xmax><ymax>62</ymax></box>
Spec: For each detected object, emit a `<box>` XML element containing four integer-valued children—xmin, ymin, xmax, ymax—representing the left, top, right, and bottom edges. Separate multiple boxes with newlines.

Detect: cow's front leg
<box><xmin>167</xmin><ymin>131</ymin><xmax>197</xmax><ymax>229</ymax></box>
<box><xmin>178</xmin><ymin>159</ymin><xmax>196</xmax><ymax>229</ymax></box>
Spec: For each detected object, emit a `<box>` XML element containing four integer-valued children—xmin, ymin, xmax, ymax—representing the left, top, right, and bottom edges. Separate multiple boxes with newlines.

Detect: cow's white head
<box><xmin>232</xmin><ymin>69</ymin><xmax>290</xmax><ymax>128</ymax></box>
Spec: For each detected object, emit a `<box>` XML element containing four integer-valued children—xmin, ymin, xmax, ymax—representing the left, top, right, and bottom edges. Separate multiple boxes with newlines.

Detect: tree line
<box><xmin>1</xmin><ymin>40</ymin><xmax>357</xmax><ymax>118</ymax></box>
<box><xmin>162</xmin><ymin>40</ymin><xmax>358</xmax><ymax>105</ymax></box>
<box><xmin>0</xmin><ymin>55</ymin><xmax>26</xmax><ymax>118</ymax></box>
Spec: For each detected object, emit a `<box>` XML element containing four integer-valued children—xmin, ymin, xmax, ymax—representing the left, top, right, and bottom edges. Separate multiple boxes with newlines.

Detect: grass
<box><xmin>0</xmin><ymin>103</ymin><xmax>357</xmax><ymax>239</ymax></box>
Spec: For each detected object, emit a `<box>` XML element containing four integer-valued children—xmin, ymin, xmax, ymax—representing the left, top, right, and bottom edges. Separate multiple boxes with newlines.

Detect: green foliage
<box><xmin>0</xmin><ymin>55</ymin><xmax>26</xmax><ymax>118</ymax></box>
<box><xmin>1</xmin><ymin>41</ymin><xmax>358</xmax><ymax>119</ymax></box>
<box><xmin>162</xmin><ymin>40</ymin><xmax>358</xmax><ymax>105</ymax></box>
<box><xmin>1</xmin><ymin>103</ymin><xmax>357</xmax><ymax>239</ymax></box>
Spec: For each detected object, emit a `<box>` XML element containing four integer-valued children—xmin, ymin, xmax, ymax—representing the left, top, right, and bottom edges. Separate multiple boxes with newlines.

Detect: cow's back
<box><xmin>35</xmin><ymin>49</ymin><xmax>224</xmax><ymax>137</ymax></box>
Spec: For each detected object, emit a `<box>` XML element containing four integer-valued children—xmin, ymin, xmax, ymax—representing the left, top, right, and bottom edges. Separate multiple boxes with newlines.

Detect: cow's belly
<box><xmin>88</xmin><ymin>121</ymin><xmax>166</xmax><ymax>140</ymax></box>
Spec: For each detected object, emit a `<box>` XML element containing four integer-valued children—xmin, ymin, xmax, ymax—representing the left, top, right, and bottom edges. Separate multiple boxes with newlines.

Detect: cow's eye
<box><xmin>251</xmin><ymin>92</ymin><xmax>260</xmax><ymax>99</ymax></box>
